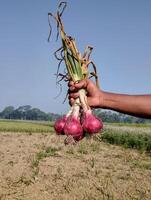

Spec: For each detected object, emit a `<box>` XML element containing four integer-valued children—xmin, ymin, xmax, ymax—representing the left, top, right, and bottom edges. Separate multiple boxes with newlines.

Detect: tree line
<box><xmin>0</xmin><ymin>105</ymin><xmax>150</xmax><ymax>123</ymax></box>
<box><xmin>94</xmin><ymin>110</ymin><xmax>150</xmax><ymax>124</ymax></box>
<box><xmin>0</xmin><ymin>106</ymin><xmax>60</xmax><ymax>121</ymax></box>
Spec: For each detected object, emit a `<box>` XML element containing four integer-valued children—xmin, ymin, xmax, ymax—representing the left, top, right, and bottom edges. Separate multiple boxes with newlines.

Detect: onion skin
<box><xmin>74</xmin><ymin>134</ymin><xmax>84</xmax><ymax>141</ymax></box>
<box><xmin>64</xmin><ymin>116</ymin><xmax>83</xmax><ymax>139</ymax></box>
<box><xmin>54</xmin><ymin>116</ymin><xmax>67</xmax><ymax>135</ymax></box>
<box><xmin>82</xmin><ymin>110</ymin><xmax>103</xmax><ymax>134</ymax></box>
<box><xmin>64</xmin><ymin>134</ymin><xmax>84</xmax><ymax>145</ymax></box>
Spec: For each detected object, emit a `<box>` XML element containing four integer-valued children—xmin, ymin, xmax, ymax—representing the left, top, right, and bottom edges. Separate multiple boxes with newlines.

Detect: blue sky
<box><xmin>0</xmin><ymin>0</ymin><xmax>151</xmax><ymax>114</ymax></box>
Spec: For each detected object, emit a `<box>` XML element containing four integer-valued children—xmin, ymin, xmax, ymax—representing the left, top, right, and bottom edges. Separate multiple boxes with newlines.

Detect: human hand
<box><xmin>68</xmin><ymin>79</ymin><xmax>104</xmax><ymax>108</ymax></box>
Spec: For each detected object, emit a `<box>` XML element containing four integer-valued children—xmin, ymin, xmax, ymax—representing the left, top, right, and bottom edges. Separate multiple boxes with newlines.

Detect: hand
<box><xmin>69</xmin><ymin>79</ymin><xmax>151</xmax><ymax>118</ymax></box>
<box><xmin>68</xmin><ymin>79</ymin><xmax>104</xmax><ymax>108</ymax></box>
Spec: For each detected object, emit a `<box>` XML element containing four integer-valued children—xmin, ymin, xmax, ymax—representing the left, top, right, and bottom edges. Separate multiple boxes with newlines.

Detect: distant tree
<box><xmin>0</xmin><ymin>105</ymin><xmax>150</xmax><ymax>123</ymax></box>
<box><xmin>94</xmin><ymin>110</ymin><xmax>151</xmax><ymax>123</ymax></box>
<box><xmin>25</xmin><ymin>108</ymin><xmax>47</xmax><ymax>120</ymax></box>
<box><xmin>135</xmin><ymin>118</ymin><xmax>146</xmax><ymax>123</ymax></box>
<box><xmin>10</xmin><ymin>109</ymin><xmax>22</xmax><ymax>119</ymax></box>
<box><xmin>16</xmin><ymin>105</ymin><xmax>32</xmax><ymax>120</ymax></box>
<box><xmin>0</xmin><ymin>106</ymin><xmax>15</xmax><ymax>119</ymax></box>
<box><xmin>48</xmin><ymin>113</ymin><xmax>62</xmax><ymax>121</ymax></box>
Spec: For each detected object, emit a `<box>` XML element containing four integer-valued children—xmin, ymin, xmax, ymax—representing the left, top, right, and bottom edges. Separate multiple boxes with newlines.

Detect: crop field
<box><xmin>0</xmin><ymin>120</ymin><xmax>151</xmax><ymax>200</ymax></box>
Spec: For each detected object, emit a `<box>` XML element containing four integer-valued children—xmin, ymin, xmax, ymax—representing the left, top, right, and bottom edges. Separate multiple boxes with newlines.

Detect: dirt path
<box><xmin>0</xmin><ymin>132</ymin><xmax>151</xmax><ymax>200</ymax></box>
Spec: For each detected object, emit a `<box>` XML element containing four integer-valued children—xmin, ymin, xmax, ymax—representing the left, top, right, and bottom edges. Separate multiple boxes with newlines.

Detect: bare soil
<box><xmin>0</xmin><ymin>132</ymin><xmax>151</xmax><ymax>200</ymax></box>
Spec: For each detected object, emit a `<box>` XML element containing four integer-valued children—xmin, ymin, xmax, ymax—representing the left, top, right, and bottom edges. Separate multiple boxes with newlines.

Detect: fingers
<box><xmin>68</xmin><ymin>92</ymin><xmax>79</xmax><ymax>99</ymax></box>
<box><xmin>68</xmin><ymin>79</ymin><xmax>88</xmax><ymax>92</ymax></box>
<box><xmin>69</xmin><ymin>86</ymin><xmax>76</xmax><ymax>91</ymax></box>
<box><xmin>68</xmin><ymin>80</ymin><xmax>87</xmax><ymax>92</ymax></box>
<box><xmin>68</xmin><ymin>81</ymin><xmax>76</xmax><ymax>92</ymax></box>
<box><xmin>68</xmin><ymin>81</ymin><xmax>74</xmax><ymax>87</ymax></box>
<box><xmin>74</xmin><ymin>79</ymin><xmax>88</xmax><ymax>89</ymax></box>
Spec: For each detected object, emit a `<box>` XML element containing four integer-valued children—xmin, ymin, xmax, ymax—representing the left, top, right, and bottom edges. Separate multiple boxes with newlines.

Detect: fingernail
<box><xmin>75</xmin><ymin>80</ymin><xmax>80</xmax><ymax>84</ymax></box>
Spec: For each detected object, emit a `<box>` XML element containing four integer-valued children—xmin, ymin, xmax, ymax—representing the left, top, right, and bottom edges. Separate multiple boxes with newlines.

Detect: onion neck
<box><xmin>72</xmin><ymin>98</ymin><xmax>80</xmax><ymax>119</ymax></box>
<box><xmin>78</xmin><ymin>89</ymin><xmax>91</xmax><ymax>112</ymax></box>
<box><xmin>66</xmin><ymin>107</ymin><xmax>73</xmax><ymax>117</ymax></box>
<box><xmin>72</xmin><ymin>76</ymin><xmax>91</xmax><ymax>114</ymax></box>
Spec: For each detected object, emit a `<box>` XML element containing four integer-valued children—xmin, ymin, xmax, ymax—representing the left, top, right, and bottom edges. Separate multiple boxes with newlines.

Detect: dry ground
<box><xmin>0</xmin><ymin>131</ymin><xmax>151</xmax><ymax>200</ymax></box>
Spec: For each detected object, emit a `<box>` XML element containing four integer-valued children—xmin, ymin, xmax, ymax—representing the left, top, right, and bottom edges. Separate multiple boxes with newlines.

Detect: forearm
<box><xmin>102</xmin><ymin>92</ymin><xmax>151</xmax><ymax>119</ymax></box>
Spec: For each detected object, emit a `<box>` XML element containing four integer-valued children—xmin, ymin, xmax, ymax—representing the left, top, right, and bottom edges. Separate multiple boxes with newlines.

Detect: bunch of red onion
<box><xmin>54</xmin><ymin>88</ymin><xmax>103</xmax><ymax>144</ymax></box>
<box><xmin>48</xmin><ymin>2</ymin><xmax>103</xmax><ymax>144</ymax></box>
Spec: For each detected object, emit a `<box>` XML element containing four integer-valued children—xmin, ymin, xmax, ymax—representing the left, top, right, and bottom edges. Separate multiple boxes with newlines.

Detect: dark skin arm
<box><xmin>68</xmin><ymin>79</ymin><xmax>151</xmax><ymax>119</ymax></box>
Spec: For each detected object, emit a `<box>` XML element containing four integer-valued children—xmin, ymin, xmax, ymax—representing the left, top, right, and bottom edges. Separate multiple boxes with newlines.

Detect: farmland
<box><xmin>0</xmin><ymin>120</ymin><xmax>151</xmax><ymax>200</ymax></box>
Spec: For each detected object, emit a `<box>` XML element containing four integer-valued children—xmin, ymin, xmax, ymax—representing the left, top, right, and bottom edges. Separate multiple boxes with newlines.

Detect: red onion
<box><xmin>54</xmin><ymin>88</ymin><xmax>103</xmax><ymax>143</ymax></box>
<box><xmin>54</xmin><ymin>109</ymin><xmax>73</xmax><ymax>135</ymax></box>
<box><xmin>74</xmin><ymin>134</ymin><xmax>84</xmax><ymax>141</ymax></box>
<box><xmin>64</xmin><ymin>134</ymin><xmax>84</xmax><ymax>145</ymax></box>
<box><xmin>54</xmin><ymin>116</ymin><xmax>67</xmax><ymax>135</ymax></box>
<box><xmin>63</xmin><ymin>102</ymin><xmax>83</xmax><ymax>140</ymax></box>
<box><xmin>64</xmin><ymin>116</ymin><xmax>83</xmax><ymax>140</ymax></box>
<box><xmin>82</xmin><ymin>110</ymin><xmax>103</xmax><ymax>134</ymax></box>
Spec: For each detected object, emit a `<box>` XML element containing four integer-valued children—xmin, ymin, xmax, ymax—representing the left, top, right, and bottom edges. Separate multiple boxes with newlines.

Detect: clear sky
<box><xmin>0</xmin><ymin>0</ymin><xmax>151</xmax><ymax>114</ymax></box>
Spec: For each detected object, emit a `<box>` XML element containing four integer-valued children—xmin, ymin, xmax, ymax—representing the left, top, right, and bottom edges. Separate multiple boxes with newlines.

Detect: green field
<box><xmin>0</xmin><ymin>119</ymin><xmax>151</xmax><ymax>152</ymax></box>
<box><xmin>0</xmin><ymin>119</ymin><xmax>54</xmax><ymax>133</ymax></box>
<box><xmin>107</xmin><ymin>122</ymin><xmax>151</xmax><ymax>128</ymax></box>
<box><xmin>102</xmin><ymin>124</ymin><xmax>151</xmax><ymax>152</ymax></box>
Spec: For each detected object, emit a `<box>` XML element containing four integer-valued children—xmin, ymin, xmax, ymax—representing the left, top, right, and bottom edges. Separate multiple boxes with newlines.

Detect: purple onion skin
<box><xmin>74</xmin><ymin>134</ymin><xmax>84</xmax><ymax>141</ymax></box>
<box><xmin>82</xmin><ymin>111</ymin><xmax>103</xmax><ymax>134</ymax></box>
<box><xmin>54</xmin><ymin>116</ymin><xmax>67</xmax><ymax>135</ymax></box>
<box><xmin>64</xmin><ymin>116</ymin><xmax>83</xmax><ymax>139</ymax></box>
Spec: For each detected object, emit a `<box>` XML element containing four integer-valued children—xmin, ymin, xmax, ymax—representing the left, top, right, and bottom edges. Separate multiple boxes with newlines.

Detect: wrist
<box><xmin>99</xmin><ymin>91</ymin><xmax>106</xmax><ymax>108</ymax></box>
<box><xmin>100</xmin><ymin>91</ymin><xmax>113</xmax><ymax>109</ymax></box>
<box><xmin>100</xmin><ymin>91</ymin><xmax>121</xmax><ymax>110</ymax></box>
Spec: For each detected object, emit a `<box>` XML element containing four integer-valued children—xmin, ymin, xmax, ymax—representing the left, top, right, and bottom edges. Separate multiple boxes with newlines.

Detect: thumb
<box><xmin>74</xmin><ymin>79</ymin><xmax>88</xmax><ymax>89</ymax></box>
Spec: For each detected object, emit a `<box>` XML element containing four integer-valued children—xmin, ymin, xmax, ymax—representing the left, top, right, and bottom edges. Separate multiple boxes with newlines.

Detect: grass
<box><xmin>77</xmin><ymin>143</ymin><xmax>88</xmax><ymax>154</ymax></box>
<box><xmin>0</xmin><ymin>119</ymin><xmax>151</xmax><ymax>153</ymax></box>
<box><xmin>32</xmin><ymin>146</ymin><xmax>60</xmax><ymax>167</ymax></box>
<box><xmin>130</xmin><ymin>160</ymin><xmax>151</xmax><ymax>170</ymax></box>
<box><xmin>101</xmin><ymin>129</ymin><xmax>151</xmax><ymax>153</ymax></box>
<box><xmin>107</xmin><ymin>122</ymin><xmax>151</xmax><ymax>128</ymax></box>
<box><xmin>0</xmin><ymin>119</ymin><xmax>54</xmax><ymax>133</ymax></box>
<box><xmin>31</xmin><ymin>146</ymin><xmax>60</xmax><ymax>178</ymax></box>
